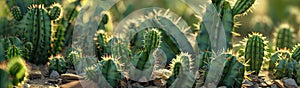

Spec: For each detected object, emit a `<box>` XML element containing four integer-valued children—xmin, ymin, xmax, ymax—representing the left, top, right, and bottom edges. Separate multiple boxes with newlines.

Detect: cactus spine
<box><xmin>111</xmin><ymin>38</ymin><xmax>131</xmax><ymax>70</ymax></box>
<box><xmin>49</xmin><ymin>55</ymin><xmax>67</xmax><ymax>74</ymax></box>
<box><xmin>244</xmin><ymin>33</ymin><xmax>267</xmax><ymax>75</ymax></box>
<box><xmin>292</xmin><ymin>44</ymin><xmax>300</xmax><ymax>61</ymax></box>
<box><xmin>274</xmin><ymin>23</ymin><xmax>295</xmax><ymax>49</ymax></box>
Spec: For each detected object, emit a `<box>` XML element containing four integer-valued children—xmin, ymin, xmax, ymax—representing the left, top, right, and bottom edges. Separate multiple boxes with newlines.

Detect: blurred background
<box><xmin>0</xmin><ymin>0</ymin><xmax>299</xmax><ymax>43</ymax></box>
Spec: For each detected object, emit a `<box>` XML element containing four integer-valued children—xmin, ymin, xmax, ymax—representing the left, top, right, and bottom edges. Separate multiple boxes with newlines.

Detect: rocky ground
<box><xmin>23</xmin><ymin>63</ymin><xmax>299</xmax><ymax>88</ymax></box>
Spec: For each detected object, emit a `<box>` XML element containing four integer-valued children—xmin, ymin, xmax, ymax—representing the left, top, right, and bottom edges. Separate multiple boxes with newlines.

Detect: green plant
<box><xmin>269</xmin><ymin>49</ymin><xmax>291</xmax><ymax>72</ymax></box>
<box><xmin>274</xmin><ymin>23</ymin><xmax>295</xmax><ymax>50</ymax></box>
<box><xmin>85</xmin><ymin>56</ymin><xmax>121</xmax><ymax>88</ymax></box>
<box><xmin>244</xmin><ymin>33</ymin><xmax>267</xmax><ymax>75</ymax></box>
<box><xmin>16</xmin><ymin>4</ymin><xmax>63</xmax><ymax>64</ymax></box>
<box><xmin>7</xmin><ymin>45</ymin><xmax>22</xmax><ymax>59</ymax></box>
<box><xmin>0</xmin><ymin>36</ymin><xmax>26</xmax><ymax>62</ymax></box>
<box><xmin>166</xmin><ymin>53</ymin><xmax>194</xmax><ymax>88</ymax></box>
<box><xmin>292</xmin><ymin>44</ymin><xmax>300</xmax><ymax>61</ymax></box>
<box><xmin>0</xmin><ymin>69</ymin><xmax>9</xmax><ymax>88</ymax></box>
<box><xmin>111</xmin><ymin>38</ymin><xmax>132</xmax><ymax>70</ymax></box>
<box><xmin>94</xmin><ymin>30</ymin><xmax>109</xmax><ymax>61</ymax></box>
<box><xmin>197</xmin><ymin>0</ymin><xmax>256</xmax><ymax>51</ymax></box>
<box><xmin>6</xmin><ymin>56</ymin><xmax>28</xmax><ymax>87</ymax></box>
<box><xmin>50</xmin><ymin>24</ymin><xmax>65</xmax><ymax>55</ymax></box>
<box><xmin>49</xmin><ymin>55</ymin><xmax>67</xmax><ymax>74</ymax></box>
<box><xmin>65</xmin><ymin>48</ymin><xmax>82</xmax><ymax>69</ymax></box>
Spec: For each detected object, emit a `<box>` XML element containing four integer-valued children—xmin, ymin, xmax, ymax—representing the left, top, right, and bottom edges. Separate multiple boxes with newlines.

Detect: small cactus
<box><xmin>93</xmin><ymin>30</ymin><xmax>109</xmax><ymax>61</ymax></box>
<box><xmin>48</xmin><ymin>3</ymin><xmax>63</xmax><ymax>21</ymax></box>
<box><xmin>49</xmin><ymin>55</ymin><xmax>67</xmax><ymax>74</ymax></box>
<box><xmin>7</xmin><ymin>45</ymin><xmax>22</xmax><ymax>59</ymax></box>
<box><xmin>274</xmin><ymin>23</ymin><xmax>295</xmax><ymax>50</ymax></box>
<box><xmin>269</xmin><ymin>49</ymin><xmax>291</xmax><ymax>72</ymax></box>
<box><xmin>6</xmin><ymin>57</ymin><xmax>28</xmax><ymax>87</ymax></box>
<box><xmin>11</xmin><ymin>6</ymin><xmax>23</xmax><ymax>21</ymax></box>
<box><xmin>292</xmin><ymin>44</ymin><xmax>300</xmax><ymax>61</ymax></box>
<box><xmin>167</xmin><ymin>53</ymin><xmax>194</xmax><ymax>88</ymax></box>
<box><xmin>85</xmin><ymin>56</ymin><xmax>121</xmax><ymax>88</ymax></box>
<box><xmin>244</xmin><ymin>33</ymin><xmax>268</xmax><ymax>75</ymax></box>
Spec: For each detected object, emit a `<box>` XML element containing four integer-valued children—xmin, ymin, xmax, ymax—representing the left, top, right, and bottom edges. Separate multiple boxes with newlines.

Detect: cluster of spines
<box><xmin>292</xmin><ymin>44</ymin><xmax>300</xmax><ymax>61</ymax></box>
<box><xmin>49</xmin><ymin>55</ymin><xmax>67</xmax><ymax>74</ymax></box>
<box><xmin>243</xmin><ymin>32</ymin><xmax>268</xmax><ymax>75</ymax></box>
<box><xmin>111</xmin><ymin>38</ymin><xmax>132</xmax><ymax>70</ymax></box>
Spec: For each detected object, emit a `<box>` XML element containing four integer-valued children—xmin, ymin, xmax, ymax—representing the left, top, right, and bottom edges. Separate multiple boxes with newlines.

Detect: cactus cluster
<box><xmin>197</xmin><ymin>0</ymin><xmax>256</xmax><ymax>52</ymax></box>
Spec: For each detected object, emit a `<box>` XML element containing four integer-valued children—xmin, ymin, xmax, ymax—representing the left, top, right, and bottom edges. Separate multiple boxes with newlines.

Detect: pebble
<box><xmin>50</xmin><ymin>71</ymin><xmax>60</xmax><ymax>78</ymax></box>
<box><xmin>282</xmin><ymin>78</ymin><xmax>298</xmax><ymax>88</ymax></box>
<box><xmin>29</xmin><ymin>70</ymin><xmax>42</xmax><ymax>79</ymax></box>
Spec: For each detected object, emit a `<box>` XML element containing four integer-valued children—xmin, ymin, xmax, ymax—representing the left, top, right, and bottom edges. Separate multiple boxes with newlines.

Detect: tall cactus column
<box><xmin>244</xmin><ymin>33</ymin><xmax>267</xmax><ymax>75</ymax></box>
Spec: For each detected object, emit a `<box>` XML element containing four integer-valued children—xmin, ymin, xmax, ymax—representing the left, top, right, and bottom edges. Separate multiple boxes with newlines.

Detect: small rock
<box><xmin>259</xmin><ymin>83</ymin><xmax>268</xmax><ymax>87</ymax></box>
<box><xmin>29</xmin><ymin>70</ymin><xmax>42</xmax><ymax>79</ymax></box>
<box><xmin>282</xmin><ymin>78</ymin><xmax>298</xmax><ymax>88</ymax></box>
<box><xmin>61</xmin><ymin>74</ymin><xmax>83</xmax><ymax>80</ymax></box>
<box><xmin>274</xmin><ymin>80</ymin><xmax>285</xmax><ymax>88</ymax></box>
<box><xmin>50</xmin><ymin>71</ymin><xmax>60</xmax><ymax>78</ymax></box>
<box><xmin>271</xmin><ymin>84</ymin><xmax>278</xmax><ymax>88</ymax></box>
<box><xmin>243</xmin><ymin>79</ymin><xmax>253</xmax><ymax>85</ymax></box>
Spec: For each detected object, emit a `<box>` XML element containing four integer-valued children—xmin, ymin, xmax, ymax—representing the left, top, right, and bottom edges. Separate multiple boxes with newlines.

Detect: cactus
<box><xmin>197</xmin><ymin>0</ymin><xmax>256</xmax><ymax>51</ymax></box>
<box><xmin>244</xmin><ymin>33</ymin><xmax>267</xmax><ymax>75</ymax></box>
<box><xmin>292</xmin><ymin>44</ymin><xmax>300</xmax><ymax>61</ymax></box>
<box><xmin>22</xmin><ymin>42</ymin><xmax>33</xmax><ymax>60</ymax></box>
<box><xmin>94</xmin><ymin>30</ymin><xmax>109</xmax><ymax>61</ymax></box>
<box><xmin>6</xmin><ymin>57</ymin><xmax>28</xmax><ymax>87</ymax></box>
<box><xmin>274</xmin><ymin>23</ymin><xmax>295</xmax><ymax>50</ymax></box>
<box><xmin>50</xmin><ymin>24</ymin><xmax>65</xmax><ymax>56</ymax></box>
<box><xmin>48</xmin><ymin>3</ymin><xmax>63</xmax><ymax>21</ymax></box>
<box><xmin>126</xmin><ymin>9</ymin><xmax>194</xmax><ymax>66</ymax></box>
<box><xmin>0</xmin><ymin>69</ymin><xmax>10</xmax><ymax>88</ymax></box>
<box><xmin>17</xmin><ymin>4</ymin><xmax>62</xmax><ymax>64</ymax></box>
<box><xmin>7</xmin><ymin>45</ymin><xmax>22</xmax><ymax>59</ymax></box>
<box><xmin>49</xmin><ymin>55</ymin><xmax>67</xmax><ymax>74</ymax></box>
<box><xmin>11</xmin><ymin>6</ymin><xmax>23</xmax><ymax>21</ymax></box>
<box><xmin>269</xmin><ymin>49</ymin><xmax>291</xmax><ymax>72</ymax></box>
<box><xmin>85</xmin><ymin>56</ymin><xmax>121</xmax><ymax>88</ymax></box>
<box><xmin>218</xmin><ymin>54</ymin><xmax>245</xmax><ymax>88</ymax></box>
<box><xmin>134</xmin><ymin>28</ymin><xmax>161</xmax><ymax>70</ymax></box>
<box><xmin>274</xmin><ymin>56</ymin><xmax>297</xmax><ymax>79</ymax></box>
<box><xmin>111</xmin><ymin>38</ymin><xmax>132</xmax><ymax>70</ymax></box>
<box><xmin>167</xmin><ymin>53</ymin><xmax>195</xmax><ymax>88</ymax></box>
<box><xmin>66</xmin><ymin>49</ymin><xmax>82</xmax><ymax>69</ymax></box>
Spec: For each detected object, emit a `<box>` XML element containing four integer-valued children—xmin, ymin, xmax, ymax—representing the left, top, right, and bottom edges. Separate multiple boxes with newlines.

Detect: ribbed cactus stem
<box><xmin>269</xmin><ymin>49</ymin><xmax>291</xmax><ymax>72</ymax></box>
<box><xmin>11</xmin><ymin>6</ymin><xmax>23</xmax><ymax>21</ymax></box>
<box><xmin>98</xmin><ymin>57</ymin><xmax>121</xmax><ymax>88</ymax></box>
<box><xmin>135</xmin><ymin>28</ymin><xmax>161</xmax><ymax>70</ymax></box>
<box><xmin>274</xmin><ymin>24</ymin><xmax>295</xmax><ymax>49</ymax></box>
<box><xmin>232</xmin><ymin>0</ymin><xmax>256</xmax><ymax>15</ymax></box>
<box><xmin>7</xmin><ymin>45</ymin><xmax>22</xmax><ymax>59</ymax></box>
<box><xmin>49</xmin><ymin>55</ymin><xmax>67</xmax><ymax>74</ymax></box>
<box><xmin>111</xmin><ymin>38</ymin><xmax>131</xmax><ymax>70</ymax></box>
<box><xmin>50</xmin><ymin>25</ymin><xmax>65</xmax><ymax>55</ymax></box>
<box><xmin>94</xmin><ymin>30</ymin><xmax>108</xmax><ymax>61</ymax></box>
<box><xmin>244</xmin><ymin>33</ymin><xmax>267</xmax><ymax>75</ymax></box>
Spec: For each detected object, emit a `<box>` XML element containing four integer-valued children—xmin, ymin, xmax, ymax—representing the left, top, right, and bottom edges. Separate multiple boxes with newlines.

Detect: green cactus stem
<box><xmin>11</xmin><ymin>6</ymin><xmax>23</xmax><ymax>21</ymax></box>
<box><xmin>292</xmin><ymin>44</ymin><xmax>300</xmax><ymax>61</ymax></box>
<box><xmin>50</xmin><ymin>24</ymin><xmax>65</xmax><ymax>56</ymax></box>
<box><xmin>167</xmin><ymin>53</ymin><xmax>194</xmax><ymax>88</ymax></box>
<box><xmin>274</xmin><ymin>23</ymin><xmax>295</xmax><ymax>49</ymax></box>
<box><xmin>244</xmin><ymin>33</ymin><xmax>267</xmax><ymax>75</ymax></box>
<box><xmin>111</xmin><ymin>38</ymin><xmax>131</xmax><ymax>70</ymax></box>
<box><xmin>232</xmin><ymin>0</ymin><xmax>256</xmax><ymax>15</ymax></box>
<box><xmin>94</xmin><ymin>30</ymin><xmax>108</xmax><ymax>61</ymax></box>
<box><xmin>6</xmin><ymin>57</ymin><xmax>28</xmax><ymax>87</ymax></box>
<box><xmin>7</xmin><ymin>45</ymin><xmax>22</xmax><ymax>59</ymax></box>
<box><xmin>269</xmin><ymin>49</ymin><xmax>291</xmax><ymax>72</ymax></box>
<box><xmin>49</xmin><ymin>55</ymin><xmax>67</xmax><ymax>74</ymax></box>
<box><xmin>18</xmin><ymin>4</ymin><xmax>62</xmax><ymax>64</ymax></box>
<box><xmin>135</xmin><ymin>28</ymin><xmax>161</xmax><ymax>70</ymax></box>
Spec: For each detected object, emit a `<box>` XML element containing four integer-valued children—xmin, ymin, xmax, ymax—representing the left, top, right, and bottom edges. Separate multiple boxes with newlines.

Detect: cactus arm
<box><xmin>50</xmin><ymin>25</ymin><xmax>65</xmax><ymax>55</ymax></box>
<box><xmin>232</xmin><ymin>0</ymin><xmax>256</xmax><ymax>15</ymax></box>
<box><xmin>48</xmin><ymin>3</ymin><xmax>62</xmax><ymax>21</ymax></box>
<box><xmin>222</xmin><ymin>2</ymin><xmax>234</xmax><ymax>49</ymax></box>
